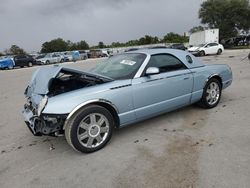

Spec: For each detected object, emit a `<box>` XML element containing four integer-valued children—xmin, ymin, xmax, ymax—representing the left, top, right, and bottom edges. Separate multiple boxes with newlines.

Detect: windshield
<box><xmin>45</xmin><ymin>54</ymin><xmax>52</xmax><ymax>58</ymax></box>
<box><xmin>36</xmin><ymin>55</ymin><xmax>45</xmax><ymax>59</ymax></box>
<box><xmin>91</xmin><ymin>53</ymin><xmax>146</xmax><ymax>80</ymax></box>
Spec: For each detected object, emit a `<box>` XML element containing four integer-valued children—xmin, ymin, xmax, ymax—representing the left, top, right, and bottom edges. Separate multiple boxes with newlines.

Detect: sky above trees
<box><xmin>0</xmin><ymin>0</ymin><xmax>204</xmax><ymax>52</ymax></box>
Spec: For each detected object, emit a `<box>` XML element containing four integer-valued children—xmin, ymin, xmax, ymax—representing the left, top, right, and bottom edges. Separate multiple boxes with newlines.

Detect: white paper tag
<box><xmin>120</xmin><ymin>60</ymin><xmax>136</xmax><ymax>66</ymax></box>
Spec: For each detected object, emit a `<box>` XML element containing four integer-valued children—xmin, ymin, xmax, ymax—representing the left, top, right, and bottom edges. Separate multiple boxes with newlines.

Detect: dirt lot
<box><xmin>0</xmin><ymin>50</ymin><xmax>250</xmax><ymax>188</ymax></box>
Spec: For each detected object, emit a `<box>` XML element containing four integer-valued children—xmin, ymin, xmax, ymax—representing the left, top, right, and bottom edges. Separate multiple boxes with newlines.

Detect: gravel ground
<box><xmin>0</xmin><ymin>50</ymin><xmax>250</xmax><ymax>188</ymax></box>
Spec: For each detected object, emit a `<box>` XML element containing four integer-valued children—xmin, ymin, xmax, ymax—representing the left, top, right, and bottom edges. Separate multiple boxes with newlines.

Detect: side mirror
<box><xmin>145</xmin><ymin>67</ymin><xmax>160</xmax><ymax>76</ymax></box>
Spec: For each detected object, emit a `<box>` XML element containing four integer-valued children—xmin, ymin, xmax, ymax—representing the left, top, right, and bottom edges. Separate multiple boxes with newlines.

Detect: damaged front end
<box><xmin>22</xmin><ymin>94</ymin><xmax>67</xmax><ymax>136</ymax></box>
<box><xmin>22</xmin><ymin>66</ymin><xmax>113</xmax><ymax>136</ymax></box>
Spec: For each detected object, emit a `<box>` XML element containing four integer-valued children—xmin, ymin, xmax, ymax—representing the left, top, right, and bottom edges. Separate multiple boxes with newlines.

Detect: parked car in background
<box><xmin>188</xmin><ymin>42</ymin><xmax>224</xmax><ymax>56</ymax></box>
<box><xmin>0</xmin><ymin>56</ymin><xmax>15</xmax><ymax>69</ymax></box>
<box><xmin>168</xmin><ymin>43</ymin><xmax>187</xmax><ymax>51</ymax></box>
<box><xmin>148</xmin><ymin>46</ymin><xmax>167</xmax><ymax>49</ymax></box>
<box><xmin>13</xmin><ymin>54</ymin><xmax>36</xmax><ymax>67</ymax></box>
<box><xmin>222</xmin><ymin>35</ymin><xmax>250</xmax><ymax>48</ymax></box>
<box><xmin>125</xmin><ymin>48</ymin><xmax>139</xmax><ymax>52</ymax></box>
<box><xmin>72</xmin><ymin>51</ymin><xmax>81</xmax><ymax>61</ymax></box>
<box><xmin>36</xmin><ymin>53</ymin><xmax>63</xmax><ymax>65</ymax></box>
<box><xmin>88</xmin><ymin>50</ymin><xmax>108</xmax><ymax>58</ymax></box>
<box><xmin>54</xmin><ymin>52</ymin><xmax>66</xmax><ymax>63</ymax></box>
<box><xmin>22</xmin><ymin>49</ymin><xmax>232</xmax><ymax>153</ymax></box>
<box><xmin>63</xmin><ymin>52</ymin><xmax>73</xmax><ymax>62</ymax></box>
<box><xmin>79</xmin><ymin>50</ymin><xmax>88</xmax><ymax>60</ymax></box>
<box><xmin>63</xmin><ymin>51</ymin><xmax>81</xmax><ymax>62</ymax></box>
<box><xmin>35</xmin><ymin>54</ymin><xmax>46</xmax><ymax>60</ymax></box>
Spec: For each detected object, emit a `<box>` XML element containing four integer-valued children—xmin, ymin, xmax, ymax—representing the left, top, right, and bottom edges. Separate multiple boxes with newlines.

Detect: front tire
<box><xmin>199</xmin><ymin>50</ymin><xmax>205</xmax><ymax>56</ymax></box>
<box><xmin>198</xmin><ymin>78</ymin><xmax>222</xmax><ymax>109</ymax></box>
<box><xmin>28</xmin><ymin>62</ymin><xmax>33</xmax><ymax>67</ymax></box>
<box><xmin>65</xmin><ymin>105</ymin><xmax>114</xmax><ymax>153</ymax></box>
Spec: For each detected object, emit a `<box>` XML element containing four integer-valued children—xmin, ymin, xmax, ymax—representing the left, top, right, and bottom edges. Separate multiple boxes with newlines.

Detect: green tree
<box><xmin>199</xmin><ymin>0</ymin><xmax>250</xmax><ymax>39</ymax></box>
<box><xmin>98</xmin><ymin>41</ymin><xmax>105</xmax><ymax>49</ymax></box>
<box><xmin>5</xmin><ymin>45</ymin><xmax>26</xmax><ymax>55</ymax></box>
<box><xmin>163</xmin><ymin>32</ymin><xmax>188</xmax><ymax>43</ymax></box>
<box><xmin>125</xmin><ymin>40</ymin><xmax>139</xmax><ymax>46</ymax></box>
<box><xmin>76</xmin><ymin>40</ymin><xmax>89</xmax><ymax>50</ymax></box>
<box><xmin>110</xmin><ymin>42</ymin><xmax>123</xmax><ymax>47</ymax></box>
<box><xmin>41</xmin><ymin>38</ymin><xmax>69</xmax><ymax>53</ymax></box>
<box><xmin>189</xmin><ymin>26</ymin><xmax>205</xmax><ymax>34</ymax></box>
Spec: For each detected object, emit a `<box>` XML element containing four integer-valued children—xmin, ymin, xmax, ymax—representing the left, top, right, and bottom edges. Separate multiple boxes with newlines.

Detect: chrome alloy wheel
<box><xmin>206</xmin><ymin>82</ymin><xmax>220</xmax><ymax>105</ymax></box>
<box><xmin>77</xmin><ymin>113</ymin><xmax>109</xmax><ymax>148</ymax></box>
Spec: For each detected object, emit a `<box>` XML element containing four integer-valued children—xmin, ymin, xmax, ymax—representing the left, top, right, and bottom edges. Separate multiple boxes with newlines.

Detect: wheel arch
<box><xmin>204</xmin><ymin>74</ymin><xmax>222</xmax><ymax>88</ymax></box>
<box><xmin>63</xmin><ymin>99</ymin><xmax>120</xmax><ymax>130</ymax></box>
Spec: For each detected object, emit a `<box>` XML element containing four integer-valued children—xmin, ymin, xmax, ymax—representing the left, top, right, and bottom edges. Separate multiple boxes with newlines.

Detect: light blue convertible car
<box><xmin>22</xmin><ymin>49</ymin><xmax>232</xmax><ymax>153</ymax></box>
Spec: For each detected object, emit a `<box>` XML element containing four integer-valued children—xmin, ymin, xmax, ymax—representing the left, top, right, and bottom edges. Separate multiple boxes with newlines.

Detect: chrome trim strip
<box><xmin>134</xmin><ymin>72</ymin><xmax>193</xmax><ymax>84</ymax></box>
<box><xmin>110</xmin><ymin>84</ymin><xmax>132</xmax><ymax>90</ymax></box>
<box><xmin>63</xmin><ymin>99</ymin><xmax>119</xmax><ymax>129</ymax></box>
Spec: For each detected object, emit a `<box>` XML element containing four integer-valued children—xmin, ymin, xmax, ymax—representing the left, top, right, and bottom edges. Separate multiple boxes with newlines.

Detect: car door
<box><xmin>51</xmin><ymin>54</ymin><xmax>57</xmax><ymax>63</ymax></box>
<box><xmin>23</xmin><ymin>55</ymin><xmax>30</xmax><ymax>66</ymax></box>
<box><xmin>205</xmin><ymin>43</ymin><xmax>218</xmax><ymax>54</ymax></box>
<box><xmin>14</xmin><ymin>55</ymin><xmax>25</xmax><ymax>66</ymax></box>
<box><xmin>210</xmin><ymin>43</ymin><xmax>219</xmax><ymax>54</ymax></box>
<box><xmin>132</xmin><ymin>54</ymin><xmax>193</xmax><ymax>120</ymax></box>
<box><xmin>204</xmin><ymin>43</ymin><xmax>213</xmax><ymax>54</ymax></box>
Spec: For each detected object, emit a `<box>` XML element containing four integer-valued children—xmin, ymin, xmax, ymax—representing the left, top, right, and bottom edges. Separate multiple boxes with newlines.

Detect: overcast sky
<box><xmin>0</xmin><ymin>0</ymin><xmax>204</xmax><ymax>52</ymax></box>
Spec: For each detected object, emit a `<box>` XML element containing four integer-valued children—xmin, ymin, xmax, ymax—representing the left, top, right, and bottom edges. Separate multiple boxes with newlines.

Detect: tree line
<box><xmin>1</xmin><ymin>32</ymin><xmax>188</xmax><ymax>55</ymax></box>
<box><xmin>41</xmin><ymin>33</ymin><xmax>188</xmax><ymax>53</ymax></box>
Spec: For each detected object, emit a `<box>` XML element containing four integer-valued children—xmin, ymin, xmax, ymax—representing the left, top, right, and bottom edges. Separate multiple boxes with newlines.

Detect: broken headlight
<box><xmin>37</xmin><ymin>96</ymin><xmax>48</xmax><ymax>116</ymax></box>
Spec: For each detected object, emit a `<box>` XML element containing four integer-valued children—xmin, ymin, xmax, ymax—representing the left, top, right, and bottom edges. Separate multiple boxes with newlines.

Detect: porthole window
<box><xmin>186</xmin><ymin>55</ymin><xmax>193</xmax><ymax>64</ymax></box>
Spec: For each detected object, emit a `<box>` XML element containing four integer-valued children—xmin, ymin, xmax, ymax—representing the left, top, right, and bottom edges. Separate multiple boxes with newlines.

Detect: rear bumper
<box><xmin>35</xmin><ymin>61</ymin><xmax>45</xmax><ymax>65</ymax></box>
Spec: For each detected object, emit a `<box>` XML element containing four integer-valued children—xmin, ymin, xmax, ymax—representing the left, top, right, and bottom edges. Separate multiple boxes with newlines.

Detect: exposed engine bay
<box><xmin>48</xmin><ymin>69</ymin><xmax>111</xmax><ymax>96</ymax></box>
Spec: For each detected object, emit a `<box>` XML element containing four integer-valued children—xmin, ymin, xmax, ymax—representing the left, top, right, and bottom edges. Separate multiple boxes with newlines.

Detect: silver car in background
<box><xmin>36</xmin><ymin>53</ymin><xmax>64</xmax><ymax>65</ymax></box>
<box><xmin>22</xmin><ymin>49</ymin><xmax>232</xmax><ymax>153</ymax></box>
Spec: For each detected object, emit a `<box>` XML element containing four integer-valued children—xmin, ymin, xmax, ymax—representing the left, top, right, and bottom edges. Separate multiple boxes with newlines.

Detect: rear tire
<box><xmin>198</xmin><ymin>78</ymin><xmax>222</xmax><ymax>109</ymax></box>
<box><xmin>65</xmin><ymin>105</ymin><xmax>114</xmax><ymax>153</ymax></box>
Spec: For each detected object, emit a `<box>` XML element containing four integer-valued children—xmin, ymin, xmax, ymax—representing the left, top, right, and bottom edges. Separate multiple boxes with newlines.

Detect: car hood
<box><xmin>188</xmin><ymin>46</ymin><xmax>200</xmax><ymax>51</ymax></box>
<box><xmin>0</xmin><ymin>58</ymin><xmax>11</xmax><ymax>62</ymax></box>
<box><xmin>64</xmin><ymin>55</ymin><xmax>72</xmax><ymax>57</ymax></box>
<box><xmin>37</xmin><ymin>57</ymin><xmax>49</xmax><ymax>61</ymax></box>
<box><xmin>25</xmin><ymin>66</ymin><xmax>114</xmax><ymax>96</ymax></box>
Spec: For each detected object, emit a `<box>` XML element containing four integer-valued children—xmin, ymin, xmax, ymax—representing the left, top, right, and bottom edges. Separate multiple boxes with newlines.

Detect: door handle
<box><xmin>183</xmin><ymin>77</ymin><xmax>190</xmax><ymax>80</ymax></box>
